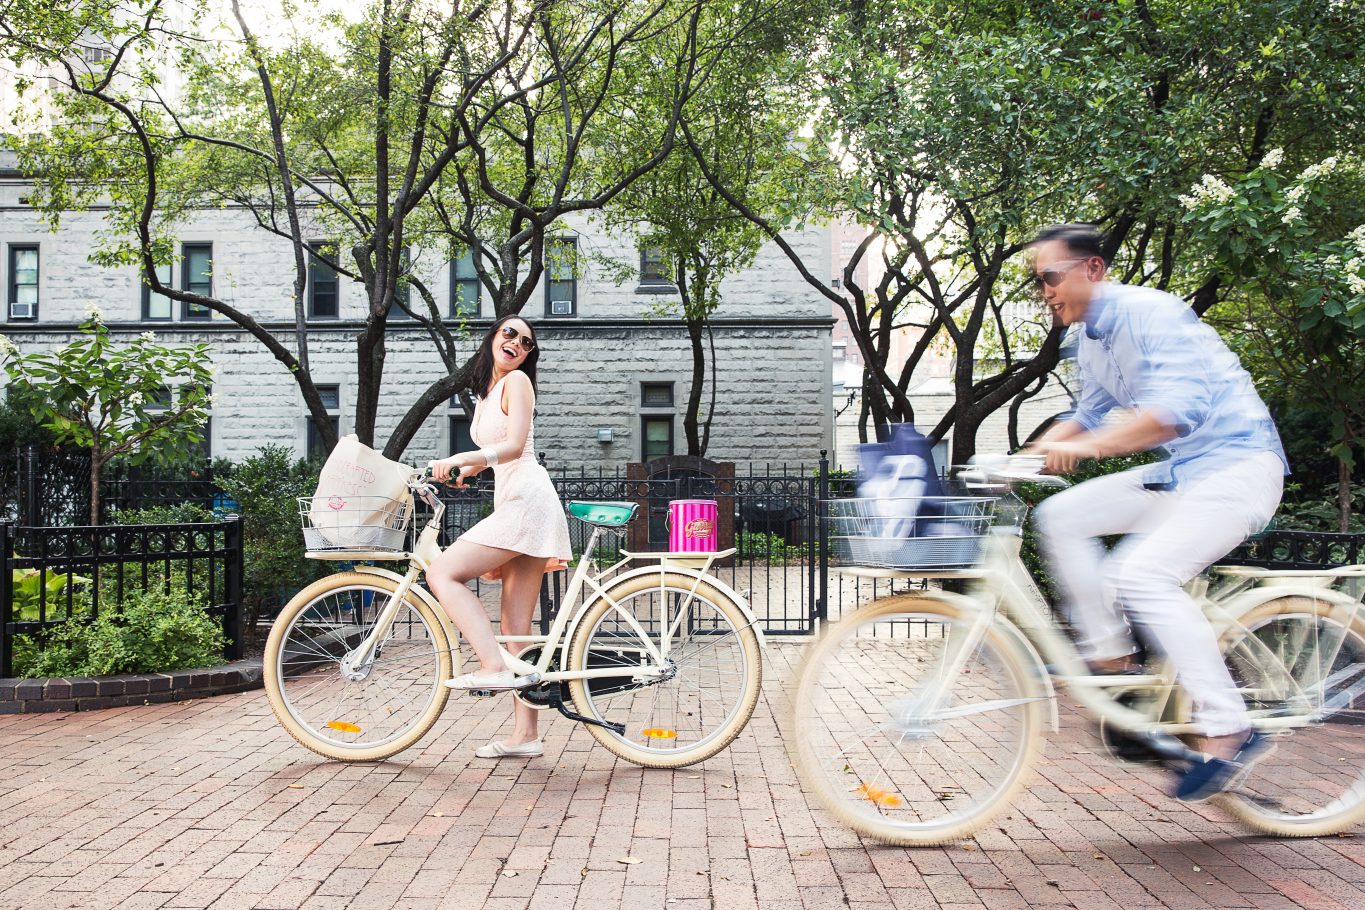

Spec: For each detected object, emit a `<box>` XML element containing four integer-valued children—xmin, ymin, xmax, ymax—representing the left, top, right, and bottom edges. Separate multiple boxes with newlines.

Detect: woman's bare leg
<box><xmin>499</xmin><ymin>553</ymin><xmax>552</xmax><ymax>745</ymax></box>
<box><xmin>427</xmin><ymin>539</ymin><xmax>518</xmax><ymax>672</ymax></box>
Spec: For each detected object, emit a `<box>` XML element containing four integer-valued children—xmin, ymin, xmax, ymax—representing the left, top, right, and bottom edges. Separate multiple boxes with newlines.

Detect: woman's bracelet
<box><xmin>479</xmin><ymin>447</ymin><xmax>500</xmax><ymax>467</ymax></box>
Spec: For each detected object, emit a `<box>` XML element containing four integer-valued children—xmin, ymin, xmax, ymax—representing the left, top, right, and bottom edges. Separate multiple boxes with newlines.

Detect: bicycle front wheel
<box><xmin>264</xmin><ymin>572</ymin><xmax>454</xmax><ymax>762</ymax></box>
<box><xmin>1218</xmin><ymin>594</ymin><xmax>1365</xmax><ymax>836</ymax></box>
<box><xmin>791</xmin><ymin>595</ymin><xmax>1047</xmax><ymax>846</ymax></box>
<box><xmin>566</xmin><ymin>571</ymin><xmax>762</xmax><ymax>768</ymax></box>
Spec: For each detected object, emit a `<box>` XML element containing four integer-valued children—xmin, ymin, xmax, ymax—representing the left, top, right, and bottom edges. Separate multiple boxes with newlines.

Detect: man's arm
<box><xmin>1033</xmin><ymin>410</ymin><xmax>1178</xmax><ymax>474</ymax></box>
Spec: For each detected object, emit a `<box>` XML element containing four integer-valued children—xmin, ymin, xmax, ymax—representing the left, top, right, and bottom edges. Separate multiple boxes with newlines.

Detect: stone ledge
<box><xmin>0</xmin><ymin>660</ymin><xmax>263</xmax><ymax>714</ymax></box>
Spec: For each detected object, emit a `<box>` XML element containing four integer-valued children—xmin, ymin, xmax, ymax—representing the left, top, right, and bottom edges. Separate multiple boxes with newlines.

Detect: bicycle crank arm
<box><xmin>1125</xmin><ymin>730</ymin><xmax>1205</xmax><ymax>766</ymax></box>
<box><xmin>548</xmin><ymin>691</ymin><xmax>626</xmax><ymax>735</ymax></box>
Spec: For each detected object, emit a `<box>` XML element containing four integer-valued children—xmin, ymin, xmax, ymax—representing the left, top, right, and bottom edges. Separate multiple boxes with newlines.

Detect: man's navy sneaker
<box><xmin>1175</xmin><ymin>730</ymin><xmax>1273</xmax><ymax>803</ymax></box>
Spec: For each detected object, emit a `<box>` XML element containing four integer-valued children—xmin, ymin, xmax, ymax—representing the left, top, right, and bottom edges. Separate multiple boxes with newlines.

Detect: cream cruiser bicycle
<box><xmin>791</xmin><ymin>455</ymin><xmax>1365</xmax><ymax>845</ymax></box>
<box><xmin>263</xmin><ymin>474</ymin><xmax>763</xmax><ymax>767</ymax></box>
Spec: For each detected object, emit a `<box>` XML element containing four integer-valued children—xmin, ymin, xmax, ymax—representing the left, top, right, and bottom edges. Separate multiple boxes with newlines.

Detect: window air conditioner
<box><xmin>9</xmin><ymin>301</ymin><xmax>35</xmax><ymax>320</ymax></box>
<box><xmin>550</xmin><ymin>299</ymin><xmax>573</xmax><ymax>316</ymax></box>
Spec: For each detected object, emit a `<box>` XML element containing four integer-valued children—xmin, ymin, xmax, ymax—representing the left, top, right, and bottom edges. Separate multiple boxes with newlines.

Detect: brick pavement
<box><xmin>1</xmin><ymin>642</ymin><xmax>1363</xmax><ymax>910</ymax></box>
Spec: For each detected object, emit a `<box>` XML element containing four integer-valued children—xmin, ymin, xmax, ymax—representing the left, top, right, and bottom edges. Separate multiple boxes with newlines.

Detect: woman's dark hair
<box><xmin>1029</xmin><ymin>223</ymin><xmax>1109</xmax><ymax>264</ymax></box>
<box><xmin>469</xmin><ymin>314</ymin><xmax>540</xmax><ymax>398</ymax></box>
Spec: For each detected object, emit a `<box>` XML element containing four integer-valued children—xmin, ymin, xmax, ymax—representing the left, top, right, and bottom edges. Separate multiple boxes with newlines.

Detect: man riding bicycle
<box><xmin>1026</xmin><ymin>223</ymin><xmax>1289</xmax><ymax>801</ymax></box>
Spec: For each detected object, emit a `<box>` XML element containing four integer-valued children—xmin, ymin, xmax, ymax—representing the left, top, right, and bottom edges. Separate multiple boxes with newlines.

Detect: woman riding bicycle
<box><xmin>427</xmin><ymin>315</ymin><xmax>572</xmax><ymax>759</ymax></box>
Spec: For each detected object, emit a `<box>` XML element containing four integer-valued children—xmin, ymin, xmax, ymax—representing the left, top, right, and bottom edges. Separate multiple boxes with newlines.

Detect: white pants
<box><xmin>1034</xmin><ymin>452</ymin><xmax>1283</xmax><ymax>736</ymax></box>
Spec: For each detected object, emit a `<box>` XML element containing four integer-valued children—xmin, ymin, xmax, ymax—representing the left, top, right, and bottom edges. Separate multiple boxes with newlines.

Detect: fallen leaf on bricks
<box><xmin>617</xmin><ymin>856</ymin><xmax>642</xmax><ymax>865</ymax></box>
<box><xmin>502</xmin><ymin>870</ymin><xmax>518</xmax><ymax>878</ymax></box>
<box><xmin>287</xmin><ymin>784</ymin><xmax>304</xmax><ymax>789</ymax></box>
<box><xmin>431</xmin><ymin>812</ymin><xmax>444</xmax><ymax>817</ymax></box>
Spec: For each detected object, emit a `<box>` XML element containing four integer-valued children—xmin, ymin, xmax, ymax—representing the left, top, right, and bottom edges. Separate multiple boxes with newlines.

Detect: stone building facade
<box><xmin>0</xmin><ymin>163</ymin><xmax>834</xmax><ymax>470</ymax></box>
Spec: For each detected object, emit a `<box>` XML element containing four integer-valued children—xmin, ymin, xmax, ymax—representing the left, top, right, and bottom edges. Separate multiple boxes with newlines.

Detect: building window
<box><xmin>141</xmin><ymin>262</ymin><xmax>173</xmax><ymax>320</ymax></box>
<box><xmin>544</xmin><ymin>237</ymin><xmax>577</xmax><ymax>317</ymax></box>
<box><xmin>448</xmin><ymin>396</ymin><xmax>475</xmax><ymax>456</ymax></box>
<box><xmin>82</xmin><ymin>45</ymin><xmax>112</xmax><ymax>64</ymax></box>
<box><xmin>181</xmin><ymin>243</ymin><xmax>212</xmax><ymax>319</ymax></box>
<box><xmin>642</xmin><ymin>416</ymin><xmax>673</xmax><ymax>461</ymax></box>
<box><xmin>144</xmin><ymin>385</ymin><xmax>173</xmax><ymax>412</ymax></box>
<box><xmin>7</xmin><ymin>245</ymin><xmax>39</xmax><ymax>321</ymax></box>
<box><xmin>641</xmin><ymin>382</ymin><xmax>674</xmax><ymax>408</ymax></box>
<box><xmin>639</xmin><ymin>244</ymin><xmax>672</xmax><ymax>287</ymax></box>
<box><xmin>308</xmin><ymin>241</ymin><xmax>340</xmax><ymax>319</ymax></box>
<box><xmin>450</xmin><ymin>249</ymin><xmax>480</xmax><ymax>318</ymax></box>
<box><xmin>306</xmin><ymin>384</ymin><xmax>341</xmax><ymax>461</ymax></box>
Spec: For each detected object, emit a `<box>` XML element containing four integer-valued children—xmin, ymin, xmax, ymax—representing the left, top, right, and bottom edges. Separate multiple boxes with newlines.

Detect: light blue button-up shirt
<box><xmin>1071</xmin><ymin>282</ymin><xmax>1288</xmax><ymax>487</ymax></box>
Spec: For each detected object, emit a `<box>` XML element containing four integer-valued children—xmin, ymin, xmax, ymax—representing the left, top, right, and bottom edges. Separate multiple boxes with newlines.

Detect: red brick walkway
<box><xmin>2</xmin><ymin>643</ymin><xmax>1363</xmax><ymax>910</ymax></box>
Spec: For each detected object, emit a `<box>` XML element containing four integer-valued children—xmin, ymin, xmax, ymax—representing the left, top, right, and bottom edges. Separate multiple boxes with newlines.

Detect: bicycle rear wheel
<box><xmin>566</xmin><ymin>571</ymin><xmax>762</xmax><ymax>768</ymax></box>
<box><xmin>264</xmin><ymin>572</ymin><xmax>453</xmax><ymax>762</ymax></box>
<box><xmin>791</xmin><ymin>595</ymin><xmax>1047</xmax><ymax>846</ymax></box>
<box><xmin>1219</xmin><ymin>594</ymin><xmax>1365</xmax><ymax>836</ymax></box>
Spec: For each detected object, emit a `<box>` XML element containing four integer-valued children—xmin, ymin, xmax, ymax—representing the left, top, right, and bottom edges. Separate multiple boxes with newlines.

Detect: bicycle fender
<box><xmin>350</xmin><ymin>565</ymin><xmax>457</xmax><ymax>641</ymax></box>
<box><xmin>561</xmin><ymin>563</ymin><xmax>768</xmax><ymax>665</ymax></box>
<box><xmin>887</xmin><ymin>588</ymin><xmax>1060</xmax><ymax>733</ymax></box>
<box><xmin>1214</xmin><ymin>583</ymin><xmax>1363</xmax><ymax>629</ymax></box>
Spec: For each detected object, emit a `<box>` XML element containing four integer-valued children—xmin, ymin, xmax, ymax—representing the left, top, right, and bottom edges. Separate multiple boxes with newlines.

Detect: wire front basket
<box><xmin>824</xmin><ymin>496</ymin><xmax>997</xmax><ymax>569</ymax></box>
<box><xmin>299</xmin><ymin>495</ymin><xmax>414</xmax><ymax>555</ymax></box>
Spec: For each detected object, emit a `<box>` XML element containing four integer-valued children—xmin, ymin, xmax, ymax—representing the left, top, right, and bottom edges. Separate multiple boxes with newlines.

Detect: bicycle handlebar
<box><xmin>956</xmin><ymin>454</ymin><xmax>1071</xmax><ymax>489</ymax></box>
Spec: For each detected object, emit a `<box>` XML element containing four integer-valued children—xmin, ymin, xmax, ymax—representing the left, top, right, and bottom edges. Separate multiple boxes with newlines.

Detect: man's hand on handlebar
<box><xmin>1027</xmin><ymin>439</ymin><xmax>1101</xmax><ymax>475</ymax></box>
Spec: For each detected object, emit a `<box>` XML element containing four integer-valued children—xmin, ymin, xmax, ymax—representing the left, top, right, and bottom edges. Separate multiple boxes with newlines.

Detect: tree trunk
<box><xmin>88</xmin><ymin>450</ymin><xmax>101</xmax><ymax>526</ymax></box>
<box><xmin>684</xmin><ymin>315</ymin><xmax>706</xmax><ymax>456</ymax></box>
<box><xmin>1340</xmin><ymin>455</ymin><xmax>1352</xmax><ymax>534</ymax></box>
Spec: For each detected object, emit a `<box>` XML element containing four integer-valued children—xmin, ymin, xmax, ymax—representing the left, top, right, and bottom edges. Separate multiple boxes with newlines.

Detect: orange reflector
<box><xmin>854</xmin><ymin>783</ymin><xmax>902</xmax><ymax>807</ymax></box>
<box><xmin>640</xmin><ymin>728</ymin><xmax>677</xmax><ymax>739</ymax></box>
<box><xmin>325</xmin><ymin>721</ymin><xmax>362</xmax><ymax>733</ymax></box>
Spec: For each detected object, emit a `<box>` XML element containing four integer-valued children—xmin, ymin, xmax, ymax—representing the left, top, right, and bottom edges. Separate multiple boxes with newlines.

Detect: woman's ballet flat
<box><xmin>443</xmin><ymin>670</ymin><xmax>533</xmax><ymax>691</ymax></box>
<box><xmin>474</xmin><ymin>739</ymin><xmax>544</xmax><ymax>759</ymax></box>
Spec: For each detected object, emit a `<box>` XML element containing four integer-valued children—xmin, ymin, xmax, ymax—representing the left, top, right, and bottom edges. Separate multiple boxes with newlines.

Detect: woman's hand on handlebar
<box><xmin>429</xmin><ymin>456</ymin><xmax>483</xmax><ymax>486</ymax></box>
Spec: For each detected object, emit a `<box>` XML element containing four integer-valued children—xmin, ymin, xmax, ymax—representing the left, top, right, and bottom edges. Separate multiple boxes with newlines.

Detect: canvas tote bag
<box><xmin>308</xmin><ymin>435</ymin><xmax>416</xmax><ymax>549</ymax></box>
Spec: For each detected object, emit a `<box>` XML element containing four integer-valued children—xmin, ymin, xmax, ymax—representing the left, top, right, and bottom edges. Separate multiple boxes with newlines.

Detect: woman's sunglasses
<box><xmin>1033</xmin><ymin>258</ymin><xmax>1088</xmax><ymax>291</ymax></box>
<box><xmin>499</xmin><ymin>323</ymin><xmax>536</xmax><ymax>352</ymax></box>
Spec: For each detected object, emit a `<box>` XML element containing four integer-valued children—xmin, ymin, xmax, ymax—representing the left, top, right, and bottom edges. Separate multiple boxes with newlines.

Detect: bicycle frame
<box><xmin>342</xmin><ymin>482</ymin><xmax>757</xmax><ymax>687</ymax></box>
<box><xmin>863</xmin><ymin>522</ymin><xmax>1365</xmax><ymax>741</ymax></box>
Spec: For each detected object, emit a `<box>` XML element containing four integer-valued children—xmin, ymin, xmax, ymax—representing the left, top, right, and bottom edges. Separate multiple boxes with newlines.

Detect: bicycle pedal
<box><xmin>467</xmin><ymin>688</ymin><xmax>497</xmax><ymax>698</ymax></box>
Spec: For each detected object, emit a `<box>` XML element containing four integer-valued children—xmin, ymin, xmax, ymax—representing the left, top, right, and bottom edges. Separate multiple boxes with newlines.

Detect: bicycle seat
<box><xmin>567</xmin><ymin>501</ymin><xmax>638</xmax><ymax>527</ymax></box>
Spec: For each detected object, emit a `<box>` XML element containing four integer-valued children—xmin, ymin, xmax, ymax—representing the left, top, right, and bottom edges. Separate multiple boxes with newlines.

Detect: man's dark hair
<box><xmin>1030</xmin><ymin>223</ymin><xmax>1108</xmax><ymax>264</ymax></box>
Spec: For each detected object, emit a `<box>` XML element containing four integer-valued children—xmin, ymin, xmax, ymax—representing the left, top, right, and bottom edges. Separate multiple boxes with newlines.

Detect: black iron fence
<box><xmin>8</xmin><ymin>445</ymin><xmax>1365</xmax><ymax>647</ymax></box>
<box><xmin>1</xmin><ymin>445</ymin><xmax>220</xmax><ymax>527</ymax></box>
<box><xmin>0</xmin><ymin>518</ymin><xmax>244</xmax><ymax>677</ymax></box>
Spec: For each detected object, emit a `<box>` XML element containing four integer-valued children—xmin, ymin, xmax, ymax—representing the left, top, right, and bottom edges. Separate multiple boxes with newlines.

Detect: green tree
<box><xmin>691</xmin><ymin>0</ymin><xmax>1365</xmax><ymax>462</ymax></box>
<box><xmin>1182</xmin><ymin>152</ymin><xmax>1365</xmax><ymax>530</ymax></box>
<box><xmin>593</xmin><ymin>17</ymin><xmax>814</xmax><ymax>455</ymax></box>
<box><xmin>1</xmin><ymin>315</ymin><xmax>212</xmax><ymax>524</ymax></box>
<box><xmin>2</xmin><ymin>0</ymin><xmax>787</xmax><ymax>459</ymax></box>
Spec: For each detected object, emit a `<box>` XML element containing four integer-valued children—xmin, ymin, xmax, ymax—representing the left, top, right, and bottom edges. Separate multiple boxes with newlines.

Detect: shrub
<box><xmin>111</xmin><ymin>503</ymin><xmax>216</xmax><ymax>525</ymax></box>
<box><xmin>738</xmin><ymin>530</ymin><xmax>804</xmax><ymax>561</ymax></box>
<box><xmin>215</xmin><ymin>445</ymin><xmax>322</xmax><ymax>637</ymax></box>
<box><xmin>17</xmin><ymin>577</ymin><xmax>225</xmax><ymax>677</ymax></box>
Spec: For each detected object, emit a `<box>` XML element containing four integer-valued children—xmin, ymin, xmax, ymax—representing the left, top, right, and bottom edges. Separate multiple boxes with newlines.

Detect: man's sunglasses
<box><xmin>1033</xmin><ymin>258</ymin><xmax>1088</xmax><ymax>291</ymax></box>
<box><xmin>499</xmin><ymin>323</ymin><xmax>536</xmax><ymax>352</ymax></box>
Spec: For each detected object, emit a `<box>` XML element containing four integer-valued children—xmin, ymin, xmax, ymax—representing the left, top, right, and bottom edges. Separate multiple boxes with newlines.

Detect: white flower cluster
<box><xmin>1297</xmin><ymin>156</ymin><xmax>1338</xmax><ymax>183</ymax></box>
<box><xmin>1286</xmin><ymin>184</ymin><xmax>1308</xmax><ymax>204</ymax></box>
<box><xmin>1260</xmin><ymin>148</ymin><xmax>1284</xmax><ymax>169</ymax></box>
<box><xmin>128</xmin><ymin>391</ymin><xmax>145</xmax><ymax>407</ymax></box>
<box><xmin>0</xmin><ymin>335</ymin><xmax>16</xmax><ymax>356</ymax></box>
<box><xmin>1348</xmin><ymin>225</ymin><xmax>1365</xmax><ymax>256</ymax></box>
<box><xmin>1281</xmin><ymin>206</ymin><xmax>1303</xmax><ymax>225</ymax></box>
<box><xmin>1179</xmin><ymin>174</ymin><xmax>1236</xmax><ymax>211</ymax></box>
<box><xmin>85</xmin><ymin>302</ymin><xmax>105</xmax><ymax>323</ymax></box>
<box><xmin>139</xmin><ymin>330</ymin><xmax>157</xmax><ymax>343</ymax></box>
